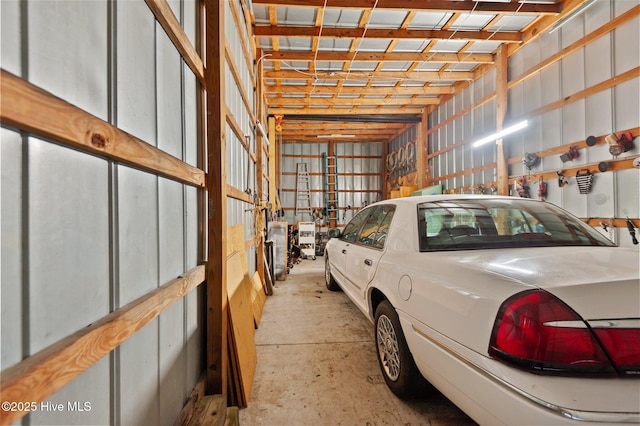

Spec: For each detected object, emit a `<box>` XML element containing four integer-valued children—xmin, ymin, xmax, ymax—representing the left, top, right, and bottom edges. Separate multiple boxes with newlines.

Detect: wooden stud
<box><xmin>205</xmin><ymin>0</ymin><xmax>228</xmax><ymax>396</ymax></box>
<box><xmin>495</xmin><ymin>44</ymin><xmax>509</xmax><ymax>196</ymax></box>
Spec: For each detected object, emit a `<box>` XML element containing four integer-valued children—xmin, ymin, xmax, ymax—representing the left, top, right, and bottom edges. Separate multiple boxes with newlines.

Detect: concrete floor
<box><xmin>239</xmin><ymin>258</ymin><xmax>477</xmax><ymax>426</ymax></box>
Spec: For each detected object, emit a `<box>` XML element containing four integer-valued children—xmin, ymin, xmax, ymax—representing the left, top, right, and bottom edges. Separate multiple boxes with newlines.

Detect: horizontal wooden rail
<box><xmin>0</xmin><ymin>265</ymin><xmax>206</xmax><ymax>425</ymax></box>
<box><xmin>0</xmin><ymin>70</ymin><xmax>205</xmax><ymax>188</ymax></box>
<box><xmin>144</xmin><ymin>0</ymin><xmax>205</xmax><ymax>85</ymax></box>
<box><xmin>582</xmin><ymin>218</ymin><xmax>640</xmax><ymax>229</ymax></box>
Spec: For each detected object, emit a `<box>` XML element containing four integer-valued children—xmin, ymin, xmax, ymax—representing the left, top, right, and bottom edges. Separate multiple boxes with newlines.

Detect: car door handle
<box><xmin>364</xmin><ymin>259</ymin><xmax>372</xmax><ymax>266</ymax></box>
<box><xmin>341</xmin><ymin>249</ymin><xmax>347</xmax><ymax>254</ymax></box>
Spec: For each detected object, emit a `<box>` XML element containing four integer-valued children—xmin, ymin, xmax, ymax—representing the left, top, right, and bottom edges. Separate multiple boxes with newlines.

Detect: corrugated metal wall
<box><xmin>428</xmin><ymin>0</ymin><xmax>639</xmax><ymax>247</ymax></box>
<box><xmin>1</xmin><ymin>1</ymin><xmax>202</xmax><ymax>424</ymax></box>
<box><xmin>226</xmin><ymin>0</ymin><xmax>258</xmax><ymax>276</ymax></box>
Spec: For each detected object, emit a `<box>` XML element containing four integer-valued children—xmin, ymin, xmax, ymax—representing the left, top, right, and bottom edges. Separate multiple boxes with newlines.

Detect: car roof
<box><xmin>374</xmin><ymin>194</ymin><xmax>525</xmax><ymax>208</ymax></box>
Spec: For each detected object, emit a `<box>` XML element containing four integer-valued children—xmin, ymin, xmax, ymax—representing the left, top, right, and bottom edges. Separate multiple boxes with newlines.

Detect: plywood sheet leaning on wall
<box><xmin>227</xmin><ymin>223</ymin><xmax>267</xmax><ymax>327</ymax></box>
<box><xmin>250</xmin><ymin>272</ymin><xmax>266</xmax><ymax>327</ymax></box>
<box><xmin>226</xmin><ymin>251</ymin><xmax>257</xmax><ymax>407</ymax></box>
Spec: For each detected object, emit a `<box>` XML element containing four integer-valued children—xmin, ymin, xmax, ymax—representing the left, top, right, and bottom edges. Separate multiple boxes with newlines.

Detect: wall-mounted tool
<box><xmin>514</xmin><ymin>177</ymin><xmax>530</xmax><ymax>198</ymax></box>
<box><xmin>537</xmin><ymin>178</ymin><xmax>547</xmax><ymax>200</ymax></box>
<box><xmin>523</xmin><ymin>152</ymin><xmax>540</xmax><ymax>170</ymax></box>
<box><xmin>575</xmin><ymin>169</ymin><xmax>593</xmax><ymax>194</ymax></box>
<box><xmin>606</xmin><ymin>132</ymin><xmax>635</xmax><ymax>157</ymax></box>
<box><xmin>557</xmin><ymin>171</ymin><xmax>568</xmax><ymax>187</ymax></box>
<box><xmin>626</xmin><ymin>218</ymin><xmax>638</xmax><ymax>245</ymax></box>
<box><xmin>560</xmin><ymin>146</ymin><xmax>579</xmax><ymax>162</ymax></box>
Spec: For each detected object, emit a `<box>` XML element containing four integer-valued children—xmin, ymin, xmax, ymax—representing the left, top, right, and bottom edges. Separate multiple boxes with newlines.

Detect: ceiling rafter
<box><xmin>253</xmin><ymin>26</ymin><xmax>523</xmax><ymax>43</ymax></box>
<box><xmin>251</xmin><ymin>0</ymin><xmax>561</xmax><ymax>14</ymax></box>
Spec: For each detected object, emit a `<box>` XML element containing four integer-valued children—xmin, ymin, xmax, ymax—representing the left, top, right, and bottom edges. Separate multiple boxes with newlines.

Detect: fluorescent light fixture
<box><xmin>317</xmin><ymin>134</ymin><xmax>356</xmax><ymax>138</ymax></box>
<box><xmin>472</xmin><ymin>120</ymin><xmax>528</xmax><ymax>148</ymax></box>
<box><xmin>548</xmin><ymin>0</ymin><xmax>597</xmax><ymax>34</ymax></box>
<box><xmin>256</xmin><ymin>120</ymin><xmax>269</xmax><ymax>145</ymax></box>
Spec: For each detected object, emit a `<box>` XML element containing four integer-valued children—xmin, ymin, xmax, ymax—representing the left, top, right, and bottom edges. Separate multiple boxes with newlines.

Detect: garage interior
<box><xmin>0</xmin><ymin>0</ymin><xmax>638</xmax><ymax>425</ymax></box>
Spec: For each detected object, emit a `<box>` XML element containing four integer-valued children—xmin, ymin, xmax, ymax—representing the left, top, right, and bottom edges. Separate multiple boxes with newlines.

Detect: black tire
<box><xmin>324</xmin><ymin>255</ymin><xmax>340</xmax><ymax>291</ymax></box>
<box><xmin>374</xmin><ymin>300</ymin><xmax>426</xmax><ymax>399</ymax></box>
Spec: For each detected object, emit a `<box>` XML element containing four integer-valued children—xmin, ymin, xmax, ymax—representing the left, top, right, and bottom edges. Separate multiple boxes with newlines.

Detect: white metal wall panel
<box><xmin>118</xmin><ymin>166</ymin><xmax>159</xmax><ymax>306</ymax></box>
<box><xmin>29</xmin><ymin>139</ymin><xmax>110</xmax><ymax>353</ymax></box>
<box><xmin>159</xmin><ymin>179</ymin><xmax>185</xmax><ymax>284</ymax></box>
<box><xmin>1</xmin><ymin>130</ymin><xmax>23</xmax><ymax>370</ymax></box>
<box><xmin>0</xmin><ymin>0</ymin><xmax>20</xmax><ymax>75</ymax></box>
<box><xmin>615</xmin><ymin>79</ymin><xmax>640</xmax><ymax>131</ymax></box>
<box><xmin>158</xmin><ymin>27</ymin><xmax>184</xmax><ymax>159</ymax></box>
<box><xmin>182</xmin><ymin>67</ymin><xmax>200</xmax><ymax>167</ymax></box>
<box><xmin>28</xmin><ymin>1</ymin><xmax>108</xmax><ymax>121</ymax></box>
<box><xmin>159</xmin><ymin>301</ymin><xmax>186</xmax><ymax>425</ymax></box>
<box><xmin>616</xmin><ymin>168</ymin><xmax>640</xmax><ymax>248</ymax></box>
<box><xmin>117</xmin><ymin>1</ymin><xmax>156</xmax><ymax>145</ymax></box>
<box><xmin>119</xmin><ymin>320</ymin><xmax>160</xmax><ymax>425</ymax></box>
<box><xmin>30</xmin><ymin>358</ymin><xmax>111</xmax><ymax>425</ymax></box>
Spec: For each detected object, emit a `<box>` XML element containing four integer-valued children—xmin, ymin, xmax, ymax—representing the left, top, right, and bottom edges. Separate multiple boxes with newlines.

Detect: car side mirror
<box><xmin>327</xmin><ymin>228</ymin><xmax>341</xmax><ymax>239</ymax></box>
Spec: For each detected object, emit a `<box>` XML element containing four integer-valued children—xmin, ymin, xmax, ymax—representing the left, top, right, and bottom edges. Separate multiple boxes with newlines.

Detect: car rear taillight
<box><xmin>489</xmin><ymin>290</ymin><xmax>616</xmax><ymax>376</ymax></box>
<box><xmin>592</xmin><ymin>327</ymin><xmax>640</xmax><ymax>376</ymax></box>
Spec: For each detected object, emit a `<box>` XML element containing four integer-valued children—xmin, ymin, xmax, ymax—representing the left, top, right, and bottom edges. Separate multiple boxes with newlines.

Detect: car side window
<box><xmin>357</xmin><ymin>205</ymin><xmax>395</xmax><ymax>249</ymax></box>
<box><xmin>341</xmin><ymin>208</ymin><xmax>372</xmax><ymax>243</ymax></box>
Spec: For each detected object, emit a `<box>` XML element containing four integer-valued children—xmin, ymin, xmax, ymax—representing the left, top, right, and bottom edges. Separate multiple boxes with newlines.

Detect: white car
<box><xmin>324</xmin><ymin>195</ymin><xmax>640</xmax><ymax>425</ymax></box>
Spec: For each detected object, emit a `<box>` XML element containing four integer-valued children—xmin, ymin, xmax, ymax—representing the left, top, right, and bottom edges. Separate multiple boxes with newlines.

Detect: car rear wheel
<box><xmin>325</xmin><ymin>255</ymin><xmax>340</xmax><ymax>291</ymax></box>
<box><xmin>375</xmin><ymin>300</ymin><xmax>425</xmax><ymax>399</ymax></box>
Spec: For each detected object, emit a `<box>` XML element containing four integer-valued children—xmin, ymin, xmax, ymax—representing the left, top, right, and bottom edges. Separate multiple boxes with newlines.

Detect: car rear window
<box><xmin>417</xmin><ymin>199</ymin><xmax>615</xmax><ymax>251</ymax></box>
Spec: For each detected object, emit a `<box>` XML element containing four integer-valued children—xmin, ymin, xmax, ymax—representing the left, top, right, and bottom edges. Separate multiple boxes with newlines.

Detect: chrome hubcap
<box><xmin>325</xmin><ymin>259</ymin><xmax>330</xmax><ymax>284</ymax></box>
<box><xmin>377</xmin><ymin>315</ymin><xmax>400</xmax><ymax>381</ymax></box>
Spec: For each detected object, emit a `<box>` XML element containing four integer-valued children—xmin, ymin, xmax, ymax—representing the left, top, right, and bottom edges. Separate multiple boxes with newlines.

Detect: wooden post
<box><xmin>255</xmin><ymin>48</ymin><xmax>265</xmax><ymax>284</ymax></box>
<box><xmin>495</xmin><ymin>44</ymin><xmax>509</xmax><ymax>195</ymax></box>
<box><xmin>419</xmin><ymin>108</ymin><xmax>431</xmax><ymax>189</ymax></box>
<box><xmin>205</xmin><ymin>0</ymin><xmax>228</xmax><ymax>396</ymax></box>
<box><xmin>268</xmin><ymin>116</ymin><xmax>277</xmax><ymax>212</ymax></box>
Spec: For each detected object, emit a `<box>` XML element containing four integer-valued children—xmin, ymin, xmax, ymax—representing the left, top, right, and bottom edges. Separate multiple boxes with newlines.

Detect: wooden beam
<box><xmin>205</xmin><ymin>0</ymin><xmax>228</xmax><ymax>396</ymax></box>
<box><xmin>254</xmin><ymin>26</ymin><xmax>523</xmax><ymax>43</ymax></box>
<box><xmin>495</xmin><ymin>44</ymin><xmax>509</xmax><ymax>196</ymax></box>
<box><xmin>269</xmin><ymin>96</ymin><xmax>439</xmax><ymax>107</ymax></box>
<box><xmin>0</xmin><ymin>266</ymin><xmax>205</xmax><ymax>425</ymax></box>
<box><xmin>263</xmin><ymin>50</ymin><xmax>495</xmax><ymax>64</ymax></box>
<box><xmin>268</xmin><ymin>106</ymin><xmax>425</xmax><ymax>115</ymax></box>
<box><xmin>145</xmin><ymin>0</ymin><xmax>205</xmax><ymax>85</ymax></box>
<box><xmin>251</xmin><ymin>0</ymin><xmax>560</xmax><ymax>14</ymax></box>
<box><xmin>264</xmin><ymin>70</ymin><xmax>473</xmax><ymax>81</ymax></box>
<box><xmin>0</xmin><ymin>70</ymin><xmax>205</xmax><ymax>188</ymax></box>
<box><xmin>265</xmin><ymin>84</ymin><xmax>454</xmax><ymax>96</ymax></box>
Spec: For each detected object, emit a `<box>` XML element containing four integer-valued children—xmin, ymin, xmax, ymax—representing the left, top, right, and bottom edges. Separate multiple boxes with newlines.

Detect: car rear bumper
<box><xmin>402</xmin><ymin>315</ymin><xmax>640</xmax><ymax>425</ymax></box>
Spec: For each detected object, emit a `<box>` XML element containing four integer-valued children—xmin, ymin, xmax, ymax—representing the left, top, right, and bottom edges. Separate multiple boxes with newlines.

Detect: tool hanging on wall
<box><xmin>606</xmin><ymin>132</ymin><xmax>635</xmax><ymax>157</ymax></box>
<box><xmin>560</xmin><ymin>146</ymin><xmax>579</xmax><ymax>162</ymax></box>
<box><xmin>557</xmin><ymin>171</ymin><xmax>569</xmax><ymax>187</ymax></box>
<box><xmin>626</xmin><ymin>218</ymin><xmax>638</xmax><ymax>245</ymax></box>
<box><xmin>523</xmin><ymin>152</ymin><xmax>540</xmax><ymax>171</ymax></box>
<box><xmin>575</xmin><ymin>169</ymin><xmax>593</xmax><ymax>194</ymax></box>
<box><xmin>514</xmin><ymin>177</ymin><xmax>530</xmax><ymax>198</ymax></box>
<box><xmin>537</xmin><ymin>178</ymin><xmax>547</xmax><ymax>200</ymax></box>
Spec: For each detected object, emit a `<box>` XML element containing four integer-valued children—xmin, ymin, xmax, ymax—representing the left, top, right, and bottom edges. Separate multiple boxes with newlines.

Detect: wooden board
<box><xmin>226</xmin><ymin>252</ymin><xmax>257</xmax><ymax>406</ymax></box>
<box><xmin>227</xmin><ymin>223</ymin><xmax>267</xmax><ymax>327</ymax></box>
<box><xmin>250</xmin><ymin>272</ymin><xmax>266</xmax><ymax>327</ymax></box>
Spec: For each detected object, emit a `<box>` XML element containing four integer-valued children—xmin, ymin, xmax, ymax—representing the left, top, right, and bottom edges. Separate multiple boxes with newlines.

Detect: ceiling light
<box><xmin>317</xmin><ymin>134</ymin><xmax>356</xmax><ymax>138</ymax></box>
<box><xmin>548</xmin><ymin>0</ymin><xmax>597</xmax><ymax>34</ymax></box>
<box><xmin>472</xmin><ymin>120</ymin><xmax>528</xmax><ymax>148</ymax></box>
